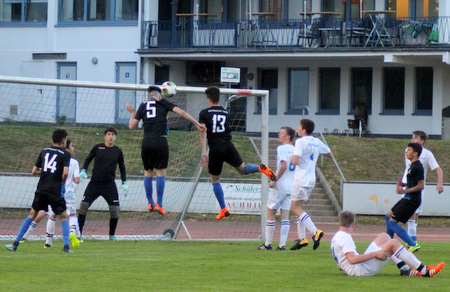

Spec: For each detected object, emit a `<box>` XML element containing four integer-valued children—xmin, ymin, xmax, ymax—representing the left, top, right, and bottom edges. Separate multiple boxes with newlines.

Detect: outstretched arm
<box><xmin>126</xmin><ymin>102</ymin><xmax>139</xmax><ymax>130</ymax></box>
<box><xmin>173</xmin><ymin>107</ymin><xmax>206</xmax><ymax>132</ymax></box>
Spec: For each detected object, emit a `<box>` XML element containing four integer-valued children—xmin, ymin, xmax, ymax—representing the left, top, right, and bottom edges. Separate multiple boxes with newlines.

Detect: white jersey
<box><xmin>65</xmin><ymin>158</ymin><xmax>80</xmax><ymax>194</ymax></box>
<box><xmin>402</xmin><ymin>147</ymin><xmax>439</xmax><ymax>187</ymax></box>
<box><xmin>274</xmin><ymin>144</ymin><xmax>295</xmax><ymax>194</ymax></box>
<box><xmin>293</xmin><ymin>136</ymin><xmax>330</xmax><ymax>188</ymax></box>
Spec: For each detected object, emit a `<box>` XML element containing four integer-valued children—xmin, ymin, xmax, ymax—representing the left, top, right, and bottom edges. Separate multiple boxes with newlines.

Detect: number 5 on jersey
<box><xmin>146</xmin><ymin>100</ymin><xmax>156</xmax><ymax>118</ymax></box>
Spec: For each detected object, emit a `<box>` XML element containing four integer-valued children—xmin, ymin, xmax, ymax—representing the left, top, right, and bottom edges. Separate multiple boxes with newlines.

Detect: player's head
<box><xmin>104</xmin><ymin>126</ymin><xmax>117</xmax><ymax>136</ymax></box>
<box><xmin>205</xmin><ymin>86</ymin><xmax>220</xmax><ymax>104</ymax></box>
<box><xmin>280</xmin><ymin>126</ymin><xmax>296</xmax><ymax>143</ymax></box>
<box><xmin>104</xmin><ymin>126</ymin><xmax>117</xmax><ymax>146</ymax></box>
<box><xmin>65</xmin><ymin>139</ymin><xmax>74</xmax><ymax>154</ymax></box>
<box><xmin>148</xmin><ymin>86</ymin><xmax>162</xmax><ymax>100</ymax></box>
<box><xmin>299</xmin><ymin>119</ymin><xmax>315</xmax><ymax>135</ymax></box>
<box><xmin>52</xmin><ymin>129</ymin><xmax>68</xmax><ymax>147</ymax></box>
<box><xmin>339</xmin><ymin>210</ymin><xmax>355</xmax><ymax>228</ymax></box>
<box><xmin>412</xmin><ymin>130</ymin><xmax>428</xmax><ymax>145</ymax></box>
<box><xmin>407</xmin><ymin>142</ymin><xmax>422</xmax><ymax>159</ymax></box>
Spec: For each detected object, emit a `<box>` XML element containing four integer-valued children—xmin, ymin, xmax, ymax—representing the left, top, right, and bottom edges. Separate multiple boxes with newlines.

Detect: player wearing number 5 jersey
<box><xmin>290</xmin><ymin>119</ymin><xmax>332</xmax><ymax>251</ymax></box>
<box><xmin>6</xmin><ymin>129</ymin><xmax>73</xmax><ymax>252</ymax></box>
<box><xmin>199</xmin><ymin>86</ymin><xmax>276</xmax><ymax>220</ymax></box>
<box><xmin>126</xmin><ymin>86</ymin><xmax>205</xmax><ymax>215</ymax></box>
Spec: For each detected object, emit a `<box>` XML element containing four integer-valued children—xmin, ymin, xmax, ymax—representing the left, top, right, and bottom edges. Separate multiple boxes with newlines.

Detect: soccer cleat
<box><xmin>259</xmin><ymin>164</ymin><xmax>277</xmax><ymax>181</ymax></box>
<box><xmin>62</xmin><ymin>248</ymin><xmax>73</xmax><ymax>253</ymax></box>
<box><xmin>400</xmin><ymin>268</ymin><xmax>422</xmax><ymax>276</ymax></box>
<box><xmin>19</xmin><ymin>238</ymin><xmax>27</xmax><ymax>244</ymax></box>
<box><xmin>257</xmin><ymin>244</ymin><xmax>273</xmax><ymax>250</ymax></box>
<box><xmin>216</xmin><ymin>207</ymin><xmax>230</xmax><ymax>220</ymax></box>
<box><xmin>5</xmin><ymin>244</ymin><xmax>17</xmax><ymax>252</ymax></box>
<box><xmin>408</xmin><ymin>243</ymin><xmax>421</xmax><ymax>253</ymax></box>
<box><xmin>44</xmin><ymin>244</ymin><xmax>52</xmax><ymax>248</ymax></box>
<box><xmin>148</xmin><ymin>203</ymin><xmax>155</xmax><ymax>212</ymax></box>
<box><xmin>70</xmin><ymin>232</ymin><xmax>80</xmax><ymax>249</ymax></box>
<box><xmin>423</xmin><ymin>262</ymin><xmax>445</xmax><ymax>278</ymax></box>
<box><xmin>109</xmin><ymin>235</ymin><xmax>117</xmax><ymax>241</ymax></box>
<box><xmin>276</xmin><ymin>246</ymin><xmax>286</xmax><ymax>251</ymax></box>
<box><xmin>154</xmin><ymin>204</ymin><xmax>165</xmax><ymax>215</ymax></box>
<box><xmin>290</xmin><ymin>238</ymin><xmax>309</xmax><ymax>250</ymax></box>
<box><xmin>312</xmin><ymin>230</ymin><xmax>324</xmax><ymax>250</ymax></box>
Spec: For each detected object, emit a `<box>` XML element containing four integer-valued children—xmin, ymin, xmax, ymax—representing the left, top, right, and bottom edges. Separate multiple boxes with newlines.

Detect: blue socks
<box><xmin>61</xmin><ymin>220</ymin><xmax>70</xmax><ymax>246</ymax></box>
<box><xmin>212</xmin><ymin>182</ymin><xmax>226</xmax><ymax>209</ymax></box>
<box><xmin>156</xmin><ymin>176</ymin><xmax>165</xmax><ymax>207</ymax></box>
<box><xmin>15</xmin><ymin>216</ymin><xmax>33</xmax><ymax>243</ymax></box>
<box><xmin>385</xmin><ymin>214</ymin><xmax>394</xmax><ymax>238</ymax></box>
<box><xmin>144</xmin><ymin>176</ymin><xmax>154</xmax><ymax>205</ymax></box>
<box><xmin>387</xmin><ymin>220</ymin><xmax>416</xmax><ymax>246</ymax></box>
<box><xmin>243</xmin><ymin>164</ymin><xmax>259</xmax><ymax>174</ymax></box>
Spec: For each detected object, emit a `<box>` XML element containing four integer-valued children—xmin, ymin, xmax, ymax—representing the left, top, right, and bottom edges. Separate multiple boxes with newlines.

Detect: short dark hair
<box><xmin>65</xmin><ymin>139</ymin><xmax>72</xmax><ymax>150</ymax></box>
<box><xmin>408</xmin><ymin>142</ymin><xmax>422</xmax><ymax>157</ymax></box>
<box><xmin>52</xmin><ymin>129</ymin><xmax>68</xmax><ymax>144</ymax></box>
<box><xmin>339</xmin><ymin>210</ymin><xmax>355</xmax><ymax>228</ymax></box>
<box><xmin>281</xmin><ymin>126</ymin><xmax>296</xmax><ymax>143</ymax></box>
<box><xmin>104</xmin><ymin>126</ymin><xmax>117</xmax><ymax>136</ymax></box>
<box><xmin>148</xmin><ymin>85</ymin><xmax>162</xmax><ymax>94</ymax></box>
<box><xmin>412</xmin><ymin>130</ymin><xmax>428</xmax><ymax>144</ymax></box>
<box><xmin>300</xmin><ymin>119</ymin><xmax>315</xmax><ymax>135</ymax></box>
<box><xmin>205</xmin><ymin>86</ymin><xmax>221</xmax><ymax>104</ymax></box>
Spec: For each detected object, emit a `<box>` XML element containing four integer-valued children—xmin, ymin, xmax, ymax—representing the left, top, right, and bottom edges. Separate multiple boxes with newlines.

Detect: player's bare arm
<box><xmin>173</xmin><ymin>107</ymin><xmax>206</xmax><ymax>132</ymax></box>
<box><xmin>62</xmin><ymin>166</ymin><xmax>69</xmax><ymax>182</ymax></box>
<box><xmin>125</xmin><ymin>102</ymin><xmax>139</xmax><ymax>130</ymax></box>
<box><xmin>31</xmin><ymin>166</ymin><xmax>41</xmax><ymax>176</ymax></box>
<box><xmin>290</xmin><ymin>155</ymin><xmax>300</xmax><ymax>166</ymax></box>
<box><xmin>345</xmin><ymin>249</ymin><xmax>389</xmax><ymax>265</ymax></box>
<box><xmin>436</xmin><ymin>167</ymin><xmax>444</xmax><ymax>194</ymax></box>
<box><xmin>199</xmin><ymin>126</ymin><xmax>208</xmax><ymax>167</ymax></box>
<box><xmin>396</xmin><ymin>180</ymin><xmax>425</xmax><ymax>195</ymax></box>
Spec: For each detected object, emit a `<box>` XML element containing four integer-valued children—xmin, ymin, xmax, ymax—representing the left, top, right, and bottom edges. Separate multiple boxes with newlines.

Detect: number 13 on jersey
<box><xmin>212</xmin><ymin>114</ymin><xmax>226</xmax><ymax>133</ymax></box>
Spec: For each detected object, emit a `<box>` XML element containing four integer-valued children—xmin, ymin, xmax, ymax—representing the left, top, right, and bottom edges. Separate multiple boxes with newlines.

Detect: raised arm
<box><xmin>126</xmin><ymin>102</ymin><xmax>139</xmax><ymax>130</ymax></box>
<box><xmin>173</xmin><ymin>107</ymin><xmax>206</xmax><ymax>132</ymax></box>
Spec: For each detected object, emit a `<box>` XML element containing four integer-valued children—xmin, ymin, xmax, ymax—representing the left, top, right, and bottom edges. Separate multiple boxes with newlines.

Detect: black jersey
<box><xmin>199</xmin><ymin>106</ymin><xmax>232</xmax><ymax>147</ymax></box>
<box><xmin>134</xmin><ymin>98</ymin><xmax>176</xmax><ymax>137</ymax></box>
<box><xmin>82</xmin><ymin>143</ymin><xmax>126</xmax><ymax>183</ymax></box>
<box><xmin>405</xmin><ymin>160</ymin><xmax>424</xmax><ymax>201</ymax></box>
<box><xmin>35</xmin><ymin>146</ymin><xmax>71</xmax><ymax>196</ymax></box>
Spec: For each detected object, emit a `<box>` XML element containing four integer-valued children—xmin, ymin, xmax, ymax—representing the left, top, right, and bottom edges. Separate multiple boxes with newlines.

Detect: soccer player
<box><xmin>401</xmin><ymin>130</ymin><xmax>444</xmax><ymax>246</ymax></box>
<box><xmin>289</xmin><ymin>119</ymin><xmax>332</xmax><ymax>251</ymax></box>
<box><xmin>331</xmin><ymin>210</ymin><xmax>445</xmax><ymax>277</ymax></box>
<box><xmin>199</xmin><ymin>86</ymin><xmax>276</xmax><ymax>220</ymax></box>
<box><xmin>78</xmin><ymin>126</ymin><xmax>128</xmax><ymax>241</ymax></box>
<box><xmin>20</xmin><ymin>139</ymin><xmax>81</xmax><ymax>249</ymax></box>
<box><xmin>126</xmin><ymin>86</ymin><xmax>205</xmax><ymax>215</ymax></box>
<box><xmin>5</xmin><ymin>129</ymin><xmax>73</xmax><ymax>252</ymax></box>
<box><xmin>258</xmin><ymin>126</ymin><xmax>296</xmax><ymax>251</ymax></box>
<box><xmin>387</xmin><ymin>142</ymin><xmax>423</xmax><ymax>252</ymax></box>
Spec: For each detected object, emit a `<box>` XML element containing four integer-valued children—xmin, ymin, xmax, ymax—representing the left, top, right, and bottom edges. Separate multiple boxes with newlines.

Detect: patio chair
<box><xmin>297</xmin><ymin>18</ymin><xmax>324</xmax><ymax>47</ymax></box>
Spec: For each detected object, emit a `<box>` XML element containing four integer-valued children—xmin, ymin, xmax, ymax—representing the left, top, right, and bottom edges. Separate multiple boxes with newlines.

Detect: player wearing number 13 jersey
<box><xmin>126</xmin><ymin>86</ymin><xmax>205</xmax><ymax>214</ymax></box>
<box><xmin>199</xmin><ymin>86</ymin><xmax>276</xmax><ymax>220</ymax></box>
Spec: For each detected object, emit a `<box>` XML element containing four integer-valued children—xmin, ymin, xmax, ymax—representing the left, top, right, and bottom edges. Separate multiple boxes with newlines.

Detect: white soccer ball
<box><xmin>161</xmin><ymin>81</ymin><xmax>177</xmax><ymax>98</ymax></box>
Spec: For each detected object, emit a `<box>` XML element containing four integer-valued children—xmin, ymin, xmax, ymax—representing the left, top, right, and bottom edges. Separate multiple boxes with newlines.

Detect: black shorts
<box><xmin>208</xmin><ymin>140</ymin><xmax>243</xmax><ymax>176</ymax></box>
<box><xmin>391</xmin><ymin>198</ymin><xmax>421</xmax><ymax>224</ymax></box>
<box><xmin>31</xmin><ymin>191</ymin><xmax>67</xmax><ymax>215</ymax></box>
<box><xmin>82</xmin><ymin>180</ymin><xmax>119</xmax><ymax>206</ymax></box>
<box><xmin>142</xmin><ymin>136</ymin><xmax>169</xmax><ymax>170</ymax></box>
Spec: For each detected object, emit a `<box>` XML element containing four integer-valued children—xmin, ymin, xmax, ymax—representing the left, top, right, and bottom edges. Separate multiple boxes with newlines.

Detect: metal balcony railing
<box><xmin>142</xmin><ymin>16</ymin><xmax>450</xmax><ymax>51</ymax></box>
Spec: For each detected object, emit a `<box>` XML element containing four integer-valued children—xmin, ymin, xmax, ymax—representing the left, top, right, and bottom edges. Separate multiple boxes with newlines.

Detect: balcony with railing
<box><xmin>141</xmin><ymin>16</ymin><xmax>450</xmax><ymax>52</ymax></box>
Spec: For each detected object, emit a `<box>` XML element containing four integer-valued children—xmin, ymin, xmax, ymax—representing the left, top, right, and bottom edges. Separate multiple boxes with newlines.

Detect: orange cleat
<box><xmin>154</xmin><ymin>204</ymin><xmax>165</xmax><ymax>215</ymax></box>
<box><xmin>259</xmin><ymin>164</ymin><xmax>276</xmax><ymax>181</ymax></box>
<box><xmin>216</xmin><ymin>207</ymin><xmax>230</xmax><ymax>220</ymax></box>
<box><xmin>148</xmin><ymin>203</ymin><xmax>155</xmax><ymax>212</ymax></box>
<box><xmin>423</xmin><ymin>262</ymin><xmax>445</xmax><ymax>278</ymax></box>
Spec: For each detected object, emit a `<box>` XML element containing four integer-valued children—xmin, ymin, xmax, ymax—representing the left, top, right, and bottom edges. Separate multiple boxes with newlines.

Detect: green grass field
<box><xmin>1</xmin><ymin>240</ymin><xmax>448</xmax><ymax>291</ymax></box>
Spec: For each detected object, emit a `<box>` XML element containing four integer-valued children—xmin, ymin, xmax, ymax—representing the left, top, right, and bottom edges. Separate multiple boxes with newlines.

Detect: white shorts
<box><xmin>64</xmin><ymin>191</ymin><xmax>77</xmax><ymax>215</ymax></box>
<box><xmin>353</xmin><ymin>242</ymin><xmax>389</xmax><ymax>276</ymax></box>
<box><xmin>291</xmin><ymin>185</ymin><xmax>313</xmax><ymax>201</ymax></box>
<box><xmin>267</xmin><ymin>189</ymin><xmax>291</xmax><ymax>210</ymax></box>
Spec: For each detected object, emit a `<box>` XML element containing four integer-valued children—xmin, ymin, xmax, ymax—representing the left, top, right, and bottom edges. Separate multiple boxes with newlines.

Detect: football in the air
<box><xmin>161</xmin><ymin>81</ymin><xmax>177</xmax><ymax>98</ymax></box>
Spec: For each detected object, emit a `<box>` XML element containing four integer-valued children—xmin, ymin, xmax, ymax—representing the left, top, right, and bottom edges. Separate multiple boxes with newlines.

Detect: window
<box><xmin>287</xmin><ymin>68</ymin><xmax>308</xmax><ymax>114</ymax></box>
<box><xmin>59</xmin><ymin>0</ymin><xmax>138</xmax><ymax>22</ymax></box>
<box><xmin>319</xmin><ymin>68</ymin><xmax>340</xmax><ymax>114</ymax></box>
<box><xmin>415</xmin><ymin>67</ymin><xmax>433</xmax><ymax>115</ymax></box>
<box><xmin>383</xmin><ymin>67</ymin><xmax>405</xmax><ymax>114</ymax></box>
<box><xmin>255</xmin><ymin>69</ymin><xmax>278</xmax><ymax>115</ymax></box>
<box><xmin>0</xmin><ymin>0</ymin><xmax>47</xmax><ymax>23</ymax></box>
<box><xmin>388</xmin><ymin>0</ymin><xmax>439</xmax><ymax>18</ymax></box>
<box><xmin>351</xmin><ymin>68</ymin><xmax>372</xmax><ymax>113</ymax></box>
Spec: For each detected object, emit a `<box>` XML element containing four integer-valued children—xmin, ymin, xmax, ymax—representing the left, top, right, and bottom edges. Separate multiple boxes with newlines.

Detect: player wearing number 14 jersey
<box><xmin>199</xmin><ymin>86</ymin><xmax>276</xmax><ymax>220</ymax></box>
<box><xmin>126</xmin><ymin>86</ymin><xmax>205</xmax><ymax>215</ymax></box>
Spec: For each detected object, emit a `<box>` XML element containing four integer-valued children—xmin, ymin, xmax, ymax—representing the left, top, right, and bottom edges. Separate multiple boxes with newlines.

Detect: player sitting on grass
<box><xmin>387</xmin><ymin>142</ymin><xmax>423</xmax><ymax>252</ymax></box>
<box><xmin>331</xmin><ymin>210</ymin><xmax>445</xmax><ymax>277</ymax></box>
<box><xmin>199</xmin><ymin>86</ymin><xmax>276</xmax><ymax>220</ymax></box>
<box><xmin>258</xmin><ymin>126</ymin><xmax>296</xmax><ymax>251</ymax></box>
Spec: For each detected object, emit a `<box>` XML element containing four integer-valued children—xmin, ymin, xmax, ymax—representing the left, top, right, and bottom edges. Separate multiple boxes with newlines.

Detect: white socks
<box><xmin>46</xmin><ymin>217</ymin><xmax>56</xmax><ymax>246</ymax></box>
<box><xmin>265</xmin><ymin>221</ymin><xmax>275</xmax><ymax>246</ymax></box>
<box><xmin>69</xmin><ymin>215</ymin><xmax>80</xmax><ymax>237</ymax></box>
<box><xmin>394</xmin><ymin>246</ymin><xmax>425</xmax><ymax>273</ymax></box>
<box><xmin>279</xmin><ymin>220</ymin><xmax>290</xmax><ymax>247</ymax></box>
<box><xmin>22</xmin><ymin>221</ymin><xmax>37</xmax><ymax>240</ymax></box>
<box><xmin>298</xmin><ymin>212</ymin><xmax>317</xmax><ymax>238</ymax></box>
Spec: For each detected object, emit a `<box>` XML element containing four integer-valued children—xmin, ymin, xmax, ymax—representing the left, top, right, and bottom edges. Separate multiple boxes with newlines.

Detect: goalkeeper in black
<box><xmin>78</xmin><ymin>126</ymin><xmax>127</xmax><ymax>241</ymax></box>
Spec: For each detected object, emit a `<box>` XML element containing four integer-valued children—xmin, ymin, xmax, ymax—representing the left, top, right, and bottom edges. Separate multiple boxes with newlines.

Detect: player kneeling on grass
<box><xmin>258</xmin><ymin>126</ymin><xmax>296</xmax><ymax>251</ymax></box>
<box><xmin>331</xmin><ymin>210</ymin><xmax>445</xmax><ymax>277</ymax></box>
<box><xmin>199</xmin><ymin>86</ymin><xmax>277</xmax><ymax>220</ymax></box>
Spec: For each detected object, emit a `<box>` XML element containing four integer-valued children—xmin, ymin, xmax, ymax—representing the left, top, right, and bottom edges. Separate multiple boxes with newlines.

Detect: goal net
<box><xmin>0</xmin><ymin>76</ymin><xmax>270</xmax><ymax>241</ymax></box>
